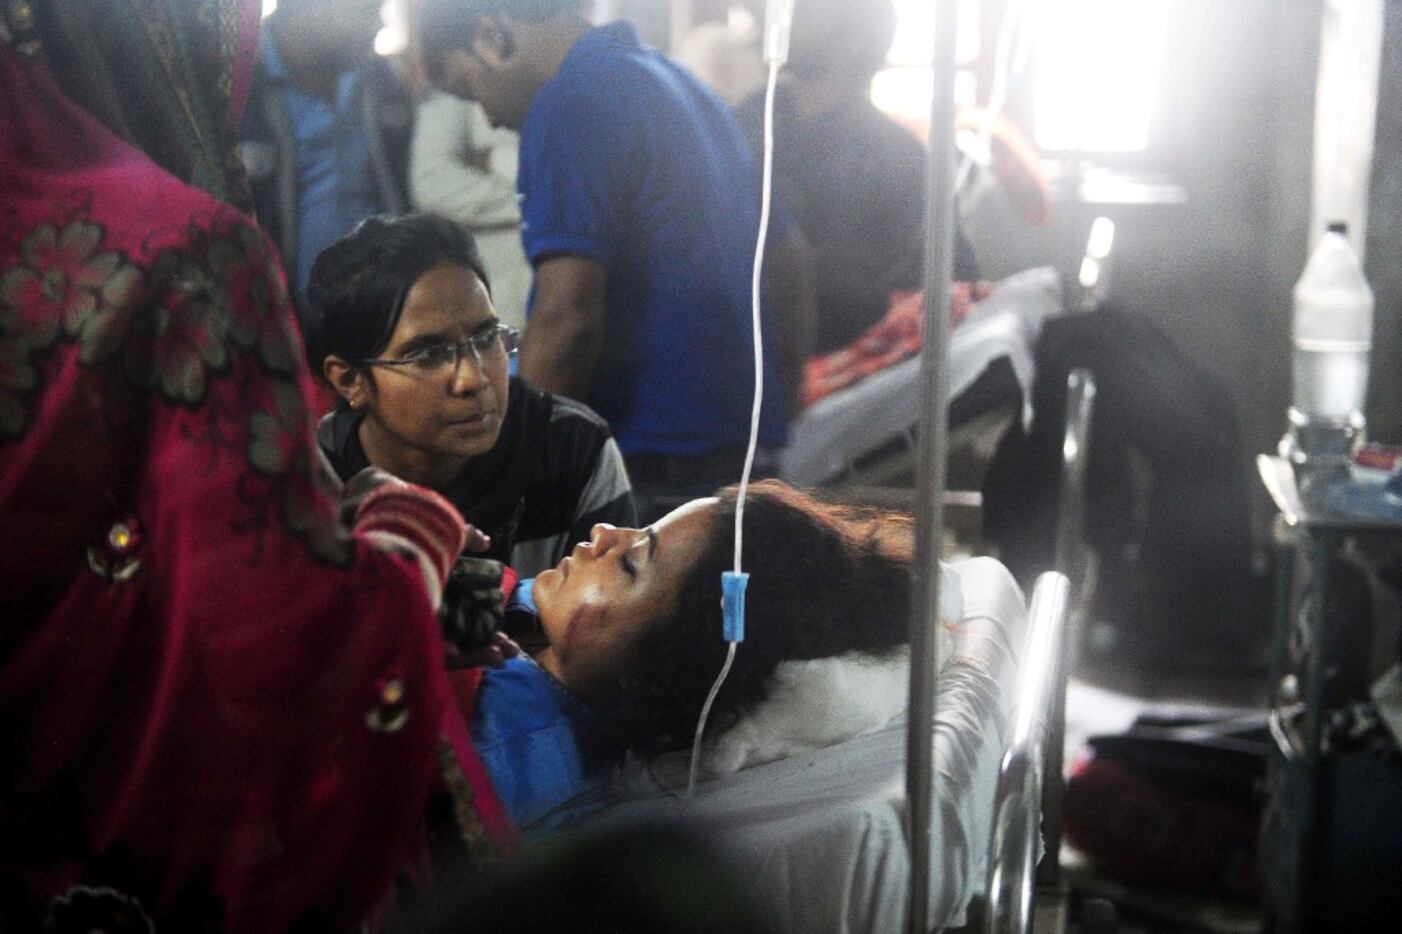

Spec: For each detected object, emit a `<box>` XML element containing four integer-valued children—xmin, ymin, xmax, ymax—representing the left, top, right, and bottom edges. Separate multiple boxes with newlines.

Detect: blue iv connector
<box><xmin>721</xmin><ymin>571</ymin><xmax>749</xmax><ymax>642</ymax></box>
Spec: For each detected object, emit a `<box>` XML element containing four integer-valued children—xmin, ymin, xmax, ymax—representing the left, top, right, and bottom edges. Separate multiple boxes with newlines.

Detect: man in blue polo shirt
<box><xmin>417</xmin><ymin>0</ymin><xmax>815</xmax><ymax>516</ymax></box>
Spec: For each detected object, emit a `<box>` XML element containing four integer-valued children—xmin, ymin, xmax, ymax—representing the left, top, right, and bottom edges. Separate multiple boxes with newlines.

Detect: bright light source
<box><xmin>1085</xmin><ymin>216</ymin><xmax>1116</xmax><ymax>259</ymax></box>
<box><xmin>1033</xmin><ymin>0</ymin><xmax>1168</xmax><ymax>152</ymax></box>
<box><xmin>1078</xmin><ymin>256</ymin><xmax>1101</xmax><ymax>289</ymax></box>
<box><xmin>888</xmin><ymin>0</ymin><xmax>982</xmax><ymax>66</ymax></box>
<box><xmin>727</xmin><ymin>4</ymin><xmax>756</xmax><ymax>33</ymax></box>
<box><xmin>376</xmin><ymin>2</ymin><xmax>405</xmax><ymax>56</ymax></box>
<box><xmin>873</xmin><ymin>1</ymin><xmax>982</xmax><ymax>139</ymax></box>
<box><xmin>871</xmin><ymin>66</ymin><xmax>977</xmax><ymax>131</ymax></box>
<box><xmin>262</xmin><ymin>0</ymin><xmax>277</xmax><ymax>17</ymax></box>
<box><xmin>373</xmin><ymin>26</ymin><xmax>404</xmax><ymax>56</ymax></box>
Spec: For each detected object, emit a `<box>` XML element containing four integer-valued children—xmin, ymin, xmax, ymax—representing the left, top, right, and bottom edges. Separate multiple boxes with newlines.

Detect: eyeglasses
<box><xmin>361</xmin><ymin>324</ymin><xmax>519</xmax><ymax>375</ymax></box>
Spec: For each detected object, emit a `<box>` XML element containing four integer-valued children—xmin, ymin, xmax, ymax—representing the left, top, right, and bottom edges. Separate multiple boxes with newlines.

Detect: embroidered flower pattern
<box><xmin>249</xmin><ymin>382</ymin><xmax>349</xmax><ymax>564</ymax></box>
<box><xmin>1</xmin><ymin>208</ymin><xmax>345</xmax><ymax>563</ymax></box>
<box><xmin>211</xmin><ymin>223</ymin><xmax>300</xmax><ymax>374</ymax></box>
<box><xmin>118</xmin><ymin>248</ymin><xmax>232</xmax><ymax>404</ymax></box>
<box><xmin>0</xmin><ymin>221</ymin><xmax>139</xmax><ymax>348</ymax></box>
<box><xmin>0</xmin><ymin>220</ymin><xmax>141</xmax><ymax>438</ymax></box>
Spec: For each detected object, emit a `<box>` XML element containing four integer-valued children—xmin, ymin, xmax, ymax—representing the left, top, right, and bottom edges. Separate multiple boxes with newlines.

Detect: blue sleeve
<box><xmin>519</xmin><ymin>90</ymin><xmax>630</xmax><ymax>267</ymax></box>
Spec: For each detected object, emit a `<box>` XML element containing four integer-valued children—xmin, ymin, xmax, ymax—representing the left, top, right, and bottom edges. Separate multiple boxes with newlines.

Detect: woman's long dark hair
<box><xmin>613</xmin><ymin>480</ymin><xmax>914</xmax><ymax>755</ymax></box>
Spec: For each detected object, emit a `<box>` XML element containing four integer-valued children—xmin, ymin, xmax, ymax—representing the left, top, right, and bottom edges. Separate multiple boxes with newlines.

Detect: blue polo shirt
<box><xmin>518</xmin><ymin>21</ymin><xmax>789</xmax><ymax>457</ymax></box>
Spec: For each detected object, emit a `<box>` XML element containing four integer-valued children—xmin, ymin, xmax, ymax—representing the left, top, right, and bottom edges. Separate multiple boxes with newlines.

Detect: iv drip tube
<box><xmin>907</xmin><ymin>1</ymin><xmax>960</xmax><ymax>932</ymax></box>
<box><xmin>686</xmin><ymin>55</ymin><xmax>783</xmax><ymax>800</ymax></box>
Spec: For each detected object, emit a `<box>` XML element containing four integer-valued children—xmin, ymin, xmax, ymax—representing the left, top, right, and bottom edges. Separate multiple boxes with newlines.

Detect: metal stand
<box><xmin>906</xmin><ymin>1</ymin><xmax>960</xmax><ymax>931</ymax></box>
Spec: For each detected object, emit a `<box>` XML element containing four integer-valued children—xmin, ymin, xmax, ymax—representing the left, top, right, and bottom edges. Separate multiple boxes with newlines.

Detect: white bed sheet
<box><xmin>781</xmin><ymin>267</ymin><xmax>1064</xmax><ymax>487</ymax></box>
<box><xmin>587</xmin><ymin>557</ymin><xmax>1029</xmax><ymax>933</ymax></box>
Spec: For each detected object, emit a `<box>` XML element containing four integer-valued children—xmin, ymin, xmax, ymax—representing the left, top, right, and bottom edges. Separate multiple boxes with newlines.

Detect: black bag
<box><xmin>982</xmin><ymin>305</ymin><xmax>1263</xmax><ymax>661</ymax></box>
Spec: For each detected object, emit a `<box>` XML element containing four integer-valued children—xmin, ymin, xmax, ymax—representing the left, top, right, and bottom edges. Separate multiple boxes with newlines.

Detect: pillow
<box><xmin>699</xmin><ymin>563</ymin><xmax>964</xmax><ymax>775</ymax></box>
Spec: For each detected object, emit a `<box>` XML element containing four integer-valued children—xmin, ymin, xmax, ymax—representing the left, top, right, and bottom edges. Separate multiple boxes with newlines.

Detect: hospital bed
<box><xmin>780</xmin><ymin>267</ymin><xmax>1064</xmax><ymax>490</ymax></box>
<box><xmin>587</xmin><ymin>560</ymin><xmax>1069</xmax><ymax>932</ymax></box>
<box><xmin>573</xmin><ymin>365</ymin><xmax>1095</xmax><ymax>933</ymax></box>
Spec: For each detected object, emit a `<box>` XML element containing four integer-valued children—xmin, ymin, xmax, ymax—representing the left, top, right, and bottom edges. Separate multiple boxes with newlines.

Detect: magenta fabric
<box><xmin>0</xmin><ymin>12</ymin><xmax>509</xmax><ymax>930</ymax></box>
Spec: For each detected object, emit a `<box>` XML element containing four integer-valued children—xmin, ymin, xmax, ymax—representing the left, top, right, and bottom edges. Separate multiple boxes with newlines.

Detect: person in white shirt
<box><xmin>410</xmin><ymin>92</ymin><xmax>535</xmax><ymax>331</ymax></box>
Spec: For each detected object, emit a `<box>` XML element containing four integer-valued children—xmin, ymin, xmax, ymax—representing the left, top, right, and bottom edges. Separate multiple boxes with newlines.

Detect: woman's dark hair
<box><xmin>613</xmin><ymin>480</ymin><xmax>914</xmax><ymax>755</ymax></box>
<box><xmin>302</xmin><ymin>212</ymin><xmax>490</xmax><ymax>390</ymax></box>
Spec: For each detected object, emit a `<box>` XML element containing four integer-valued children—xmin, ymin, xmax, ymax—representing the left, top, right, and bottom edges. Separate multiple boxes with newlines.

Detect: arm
<box><xmin>764</xmin><ymin>226</ymin><xmax>818</xmax><ymax>416</ymax></box>
<box><xmin>518</xmin><ymin>254</ymin><xmax>608</xmax><ymax>401</ymax></box>
<box><xmin>410</xmin><ymin>94</ymin><xmax>522</xmax><ymax>230</ymax></box>
<box><xmin>31</xmin><ymin>216</ymin><xmax>494</xmax><ymax>929</ymax></box>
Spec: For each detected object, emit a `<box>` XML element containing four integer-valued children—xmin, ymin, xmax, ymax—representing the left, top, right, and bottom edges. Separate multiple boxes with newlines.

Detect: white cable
<box><xmin>735</xmin><ymin>58</ymin><xmax>780</xmax><ymax>573</ymax></box>
<box><xmin>686</xmin><ymin>641</ymin><xmax>737</xmax><ymax>795</ymax></box>
<box><xmin>686</xmin><ymin>58</ymin><xmax>782</xmax><ymax>799</ymax></box>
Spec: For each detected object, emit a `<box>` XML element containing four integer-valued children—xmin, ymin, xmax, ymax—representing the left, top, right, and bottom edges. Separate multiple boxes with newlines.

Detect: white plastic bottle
<box><xmin>1284</xmin><ymin>221</ymin><xmax>1373</xmax><ymax>466</ymax></box>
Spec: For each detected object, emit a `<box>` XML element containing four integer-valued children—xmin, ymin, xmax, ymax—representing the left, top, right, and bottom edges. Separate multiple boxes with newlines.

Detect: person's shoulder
<box><xmin>548</xmin><ymin>24</ymin><xmax>674</xmax><ymax>105</ymax></box>
<box><xmin>510</xmin><ymin>379</ymin><xmax>608</xmax><ymax>432</ymax></box>
<box><xmin>523</xmin><ymin>76</ymin><xmax>614</xmax><ymax>142</ymax></box>
<box><xmin>416</xmin><ymin>90</ymin><xmax>468</xmax><ymax>117</ymax></box>
<box><xmin>736</xmin><ymin>78</ymin><xmax>796</xmax><ymax>119</ymax></box>
<box><xmin>862</xmin><ymin>102</ymin><xmax>925</xmax><ymax>154</ymax></box>
<box><xmin>361</xmin><ymin>53</ymin><xmax>410</xmax><ymax>89</ymax></box>
<box><xmin>317</xmin><ymin>407</ymin><xmax>365</xmax><ymax>481</ymax></box>
<box><xmin>545</xmin><ymin>391</ymin><xmax>613</xmax><ymax>433</ymax></box>
<box><xmin>511</xmin><ymin>379</ymin><xmax>614</xmax><ymax>454</ymax></box>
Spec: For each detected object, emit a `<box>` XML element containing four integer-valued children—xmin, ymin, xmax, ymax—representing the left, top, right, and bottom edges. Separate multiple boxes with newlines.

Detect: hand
<box><xmin>444</xmin><ymin>631</ymin><xmax>522</xmax><ymax>669</ymax></box>
<box><xmin>439</xmin><ymin>555</ymin><xmax>508</xmax><ymax>661</ymax></box>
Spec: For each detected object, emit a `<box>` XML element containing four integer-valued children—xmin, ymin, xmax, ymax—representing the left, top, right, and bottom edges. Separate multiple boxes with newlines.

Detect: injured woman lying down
<box><xmin>466</xmin><ymin>479</ymin><xmax>967</xmax><ymax>837</ymax></box>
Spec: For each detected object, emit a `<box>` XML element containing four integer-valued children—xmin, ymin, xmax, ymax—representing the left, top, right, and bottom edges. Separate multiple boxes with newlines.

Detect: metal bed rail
<box><xmin>983</xmin><ymin>571</ymin><xmax>1071</xmax><ymax>934</ymax></box>
<box><xmin>982</xmin><ymin>367</ymin><xmax>1095</xmax><ymax>933</ymax></box>
<box><xmin>1040</xmin><ymin>367</ymin><xmax>1096</xmax><ymax>889</ymax></box>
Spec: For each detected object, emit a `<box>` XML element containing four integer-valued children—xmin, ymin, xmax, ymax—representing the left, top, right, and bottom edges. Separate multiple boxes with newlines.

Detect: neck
<box><xmin>527</xmin><ymin>16</ymin><xmax>590</xmax><ymax>88</ymax></box>
<box><xmin>535</xmin><ymin>646</ymin><xmax>566</xmax><ymax>683</ymax></box>
<box><xmin>357</xmin><ymin>414</ymin><xmax>467</xmax><ymax>491</ymax></box>
<box><xmin>271</xmin><ymin>14</ymin><xmax>344</xmax><ymax>100</ymax></box>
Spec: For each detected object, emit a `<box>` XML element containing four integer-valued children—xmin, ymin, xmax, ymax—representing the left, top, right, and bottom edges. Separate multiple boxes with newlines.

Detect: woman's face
<box><xmin>353</xmin><ymin>262</ymin><xmax>509</xmax><ymax>477</ymax></box>
<box><xmin>532</xmin><ymin>498</ymin><xmax>719</xmax><ymax>700</ymax></box>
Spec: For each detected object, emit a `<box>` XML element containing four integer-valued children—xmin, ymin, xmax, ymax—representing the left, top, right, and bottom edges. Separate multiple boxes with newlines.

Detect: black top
<box><xmin>737</xmin><ymin>83</ymin><xmax>980</xmax><ymax>355</ymax></box>
<box><xmin>320</xmin><ymin>378</ymin><xmax>637</xmax><ymax>575</ymax></box>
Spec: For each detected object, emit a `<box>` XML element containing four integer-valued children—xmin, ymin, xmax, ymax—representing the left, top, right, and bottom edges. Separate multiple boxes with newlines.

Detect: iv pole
<box><xmin>906</xmin><ymin>0</ymin><xmax>959</xmax><ymax>931</ymax></box>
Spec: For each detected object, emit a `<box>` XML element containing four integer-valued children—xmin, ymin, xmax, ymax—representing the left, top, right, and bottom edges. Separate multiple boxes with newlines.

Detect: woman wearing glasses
<box><xmin>305</xmin><ymin>213</ymin><xmax>636</xmax><ymax>580</ymax></box>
